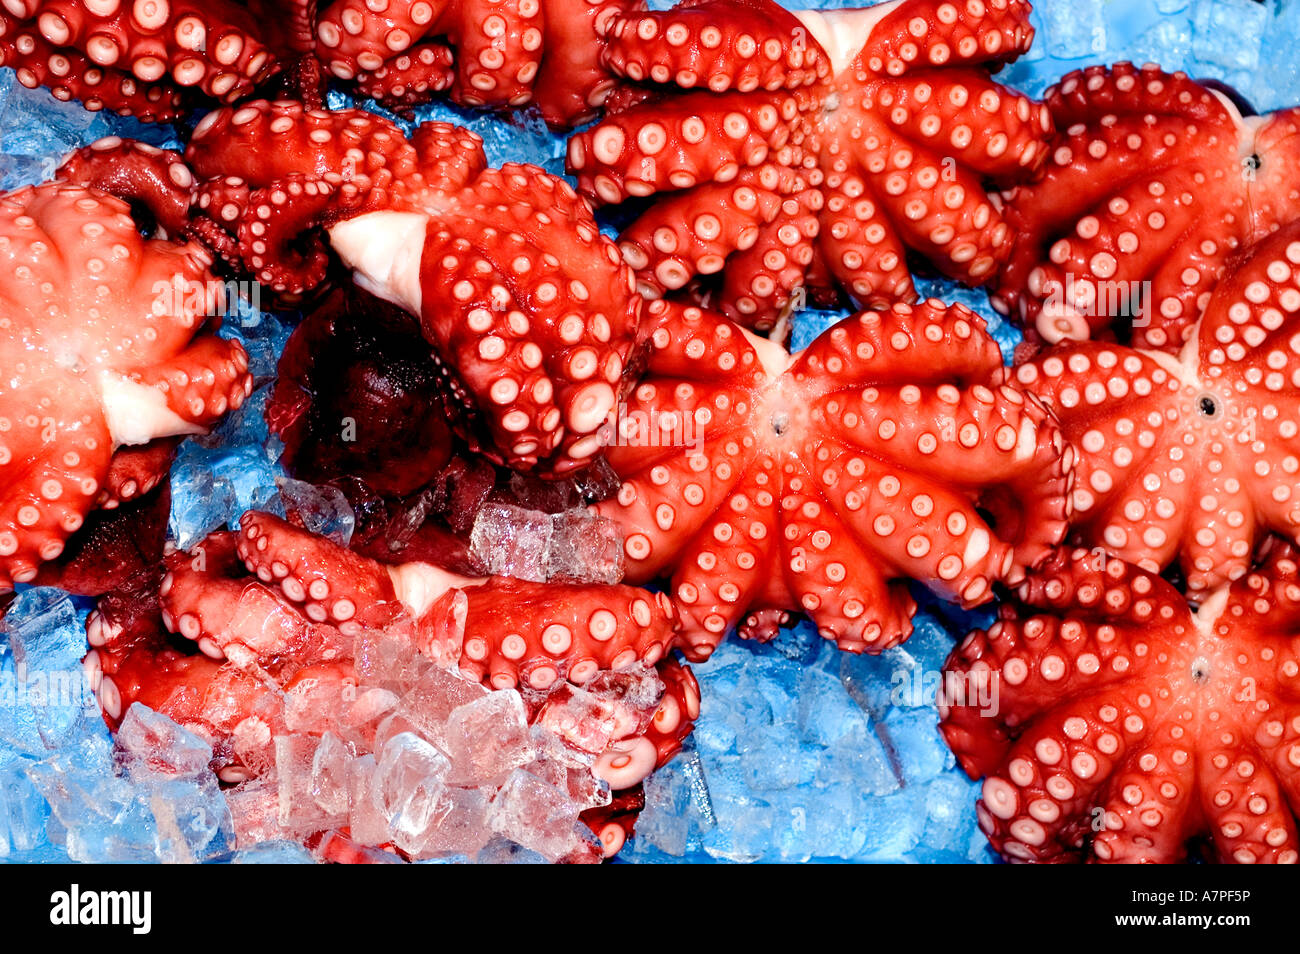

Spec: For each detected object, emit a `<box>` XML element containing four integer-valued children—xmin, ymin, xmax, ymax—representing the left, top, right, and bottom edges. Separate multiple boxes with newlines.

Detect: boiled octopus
<box><xmin>0</xmin><ymin>0</ymin><xmax>285</xmax><ymax>120</ymax></box>
<box><xmin>1013</xmin><ymin>221</ymin><xmax>1300</xmax><ymax>596</ymax></box>
<box><xmin>0</xmin><ymin>178</ymin><xmax>253</xmax><ymax>591</ymax></box>
<box><xmin>942</xmin><ymin>543</ymin><xmax>1300</xmax><ymax>863</ymax></box>
<box><xmin>567</xmin><ymin>0</ymin><xmax>1053</xmax><ymax>332</ymax></box>
<box><xmin>84</xmin><ymin>510</ymin><xmax>698</xmax><ymax>859</ymax></box>
<box><xmin>315</xmin><ymin>0</ymin><xmax>640</xmax><ymax>127</ymax></box>
<box><xmin>996</xmin><ymin>62</ymin><xmax>1300</xmax><ymax>351</ymax></box>
<box><xmin>593</xmin><ymin>297</ymin><xmax>1074</xmax><ymax>661</ymax></box>
<box><xmin>60</xmin><ymin>102</ymin><xmax>643</xmax><ymax>475</ymax></box>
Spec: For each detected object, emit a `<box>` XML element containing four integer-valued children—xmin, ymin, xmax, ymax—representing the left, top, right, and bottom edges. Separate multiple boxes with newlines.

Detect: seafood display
<box><xmin>0</xmin><ymin>0</ymin><xmax>1298</xmax><ymax>865</ymax></box>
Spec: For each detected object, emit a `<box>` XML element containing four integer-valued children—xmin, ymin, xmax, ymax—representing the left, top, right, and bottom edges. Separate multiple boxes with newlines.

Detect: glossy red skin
<box><xmin>995</xmin><ymin>63</ymin><xmax>1300</xmax><ymax>351</ymax></box>
<box><xmin>567</xmin><ymin>0</ymin><xmax>1051</xmax><ymax>332</ymax></box>
<box><xmin>0</xmin><ymin>181</ymin><xmax>252</xmax><ymax>591</ymax></box>
<box><xmin>315</xmin><ymin>0</ymin><xmax>644</xmax><ymax>127</ymax></box>
<box><xmin>0</xmin><ymin>0</ymin><xmax>281</xmax><ymax>120</ymax></box>
<box><xmin>63</xmin><ymin>102</ymin><xmax>643</xmax><ymax>475</ymax></box>
<box><xmin>1012</xmin><ymin>221</ymin><xmax>1300</xmax><ymax>596</ymax></box>
<box><xmin>942</xmin><ymin>543</ymin><xmax>1300</xmax><ymax>864</ymax></box>
<box><xmin>85</xmin><ymin>515</ymin><xmax>697</xmax><ymax>860</ymax></box>
<box><xmin>595</xmin><ymin>297</ymin><xmax>1074</xmax><ymax>661</ymax></box>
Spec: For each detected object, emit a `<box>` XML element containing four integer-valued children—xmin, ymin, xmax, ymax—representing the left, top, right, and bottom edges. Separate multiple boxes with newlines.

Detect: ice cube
<box><xmin>169</xmin><ymin>461</ymin><xmax>238</xmax><ymax>549</ymax></box>
<box><xmin>224</xmin><ymin>776</ymin><xmax>283</xmax><ymax>847</ymax></box>
<box><xmin>475</xmin><ymin>837</ymin><xmax>548</xmax><ymax>864</ymax></box>
<box><xmin>277</xmin><ymin>734</ymin><xmax>345</xmax><ymax>833</ymax></box>
<box><xmin>533</xmin><ymin>684</ymin><xmax>619</xmax><ymax>756</ymax></box>
<box><xmin>545</xmin><ymin>510</ymin><xmax>624</xmax><ymax>584</ymax></box>
<box><xmin>372</xmin><ymin>731</ymin><xmax>451</xmax><ymax>849</ymax></box>
<box><xmin>310</xmin><ymin>732</ymin><xmax>353</xmax><ymax>817</ymax></box>
<box><xmin>486</xmin><ymin>769</ymin><xmax>597</xmax><ymax>863</ymax></box>
<box><xmin>1192</xmin><ymin>0</ymin><xmax>1267</xmax><ymax>72</ymax></box>
<box><xmin>468</xmin><ymin>502</ymin><xmax>552</xmax><ymax>581</ymax></box>
<box><xmin>346</xmin><ymin>754</ymin><xmax>392</xmax><ymax>848</ymax></box>
<box><xmin>629</xmin><ymin>757</ymin><xmax>695</xmax><ymax>857</ymax></box>
<box><xmin>0</xmin><ymin>589</ymin><xmax>92</xmax><ymax>750</ymax></box>
<box><xmin>147</xmin><ymin>777</ymin><xmax>233</xmax><ymax>863</ymax></box>
<box><xmin>0</xmin><ymin>757</ymin><xmax>49</xmax><ymax>856</ymax></box>
<box><xmin>273</xmin><ymin>477</ymin><xmax>356</xmax><ymax>546</ymax></box>
<box><xmin>1038</xmin><ymin>0</ymin><xmax>1107</xmax><ymax>59</ymax></box>
<box><xmin>393</xmin><ymin>664</ymin><xmax>488</xmax><ymax>747</ymax></box>
<box><xmin>795</xmin><ymin>667</ymin><xmax>870</xmax><ymax>747</ymax></box>
<box><xmin>233</xmin><ymin>839</ymin><xmax>317</xmax><ymax>863</ymax></box>
<box><xmin>113</xmin><ymin>703</ymin><xmax>213</xmax><ymax>781</ymax></box>
<box><xmin>440</xmin><ymin>690</ymin><xmax>533</xmax><ymax>786</ymax></box>
<box><xmin>406</xmin><ymin>785</ymin><xmax>491</xmax><ymax>858</ymax></box>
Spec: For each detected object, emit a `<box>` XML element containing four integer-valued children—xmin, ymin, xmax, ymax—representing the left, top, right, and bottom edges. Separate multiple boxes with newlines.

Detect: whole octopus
<box><xmin>0</xmin><ymin>0</ymin><xmax>1298</xmax><ymax>865</ymax></box>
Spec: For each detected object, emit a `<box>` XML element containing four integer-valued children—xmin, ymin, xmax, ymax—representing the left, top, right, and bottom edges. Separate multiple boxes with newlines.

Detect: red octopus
<box><xmin>315</xmin><ymin>0</ymin><xmax>640</xmax><ymax>127</ymax></box>
<box><xmin>0</xmin><ymin>0</ymin><xmax>286</xmax><ymax>120</ymax></box>
<box><xmin>63</xmin><ymin>102</ymin><xmax>643</xmax><ymax>475</ymax></box>
<box><xmin>84</xmin><ymin>510</ymin><xmax>697</xmax><ymax>859</ymax></box>
<box><xmin>566</xmin><ymin>0</ymin><xmax>1052</xmax><ymax>332</ymax></box>
<box><xmin>593</xmin><ymin>297</ymin><xmax>1074</xmax><ymax>661</ymax></box>
<box><xmin>996</xmin><ymin>63</ymin><xmax>1300</xmax><ymax>351</ymax></box>
<box><xmin>941</xmin><ymin>543</ymin><xmax>1300</xmax><ymax>864</ymax></box>
<box><xmin>1013</xmin><ymin>221</ymin><xmax>1300</xmax><ymax>597</ymax></box>
<box><xmin>0</xmin><ymin>178</ymin><xmax>252</xmax><ymax>591</ymax></box>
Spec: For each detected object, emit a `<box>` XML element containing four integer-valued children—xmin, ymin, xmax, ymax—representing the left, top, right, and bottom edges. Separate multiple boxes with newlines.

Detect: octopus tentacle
<box><xmin>354</xmin><ymin>41</ymin><xmax>455</xmax><ymax>112</ymax></box>
<box><xmin>316</xmin><ymin>0</ymin><xmax>543</xmax><ymax>109</ymax></box>
<box><xmin>56</xmin><ymin>137</ymin><xmax>196</xmax><ymax>238</ymax></box>
<box><xmin>0</xmin><ymin>375</ymin><xmax>111</xmax><ymax>587</ymax></box>
<box><xmin>126</xmin><ymin>335</ymin><xmax>254</xmax><ymax>430</ymax></box>
<box><xmin>162</xmin><ymin>530</ymin><xmax>349</xmax><ymax>665</ymax></box>
<box><xmin>237</xmin><ymin>511</ymin><xmax>411</xmax><ymax>632</ymax></box>
<box><xmin>235</xmin><ymin>510</ymin><xmax>676</xmax><ymax>691</ymax></box>
<box><xmin>873</xmin><ymin>74</ymin><xmax>1049</xmax><ymax>179</ymax></box>
<box><xmin>97</xmin><ymin>438</ymin><xmax>178</xmax><ymax>509</ymax></box>
<box><xmin>817</xmin><ymin>169</ymin><xmax>916</xmax><ymax>308</ymax></box>
<box><xmin>0</xmin><ymin>20</ymin><xmax>186</xmax><ymax>119</ymax></box>
<box><xmin>617</xmin><ymin>169</ymin><xmax>794</xmax><ymax>299</ymax></box>
<box><xmin>531</xmin><ymin>0</ymin><xmax>631</xmax><ymax>128</ymax></box>
<box><xmin>35</xmin><ymin>0</ymin><xmax>276</xmax><ymax>99</ymax></box>
<box><xmin>717</xmin><ymin>184</ymin><xmax>822</xmax><ymax>330</ymax></box>
<box><xmin>567</xmin><ymin>90</ymin><xmax>808</xmax><ymax>204</ymax></box>
<box><xmin>599</xmin><ymin>0</ymin><xmax>827</xmax><ymax>93</ymax></box>
<box><xmin>237</xmin><ymin>177</ymin><xmax>341</xmax><ymax>293</ymax></box>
